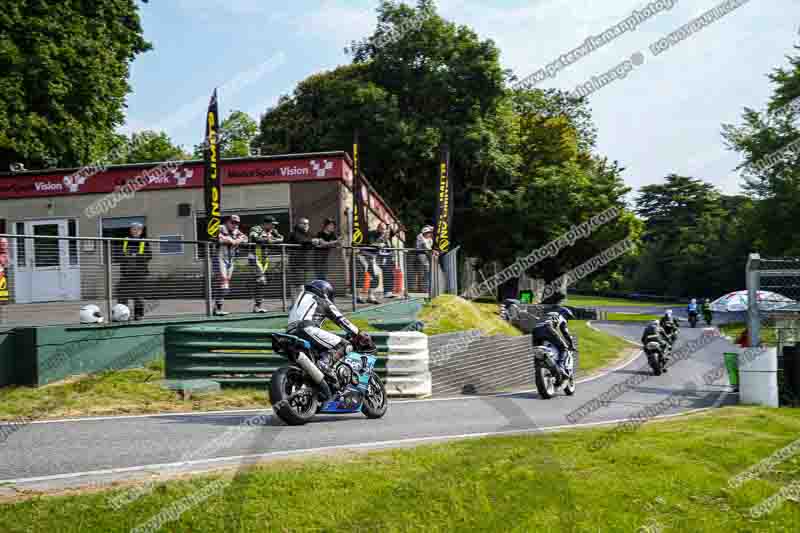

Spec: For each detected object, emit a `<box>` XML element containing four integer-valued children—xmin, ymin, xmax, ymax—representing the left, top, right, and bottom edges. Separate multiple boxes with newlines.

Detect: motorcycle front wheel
<box><xmin>361</xmin><ymin>373</ymin><xmax>388</xmax><ymax>419</ymax></box>
<box><xmin>269</xmin><ymin>366</ymin><xmax>318</xmax><ymax>426</ymax></box>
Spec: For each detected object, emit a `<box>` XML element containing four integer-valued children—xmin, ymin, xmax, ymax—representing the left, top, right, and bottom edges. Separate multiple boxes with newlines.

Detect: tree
<box><xmin>117</xmin><ymin>131</ymin><xmax>190</xmax><ymax>164</ymax></box>
<box><xmin>0</xmin><ymin>0</ymin><xmax>151</xmax><ymax>171</ymax></box>
<box><xmin>722</xmin><ymin>47</ymin><xmax>800</xmax><ymax>257</ymax></box>
<box><xmin>193</xmin><ymin>110</ymin><xmax>259</xmax><ymax>159</ymax></box>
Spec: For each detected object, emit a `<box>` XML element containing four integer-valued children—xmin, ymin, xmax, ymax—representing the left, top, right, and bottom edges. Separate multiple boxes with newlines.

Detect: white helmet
<box><xmin>80</xmin><ymin>304</ymin><xmax>105</xmax><ymax>324</ymax></box>
<box><xmin>691</xmin><ymin>298</ymin><xmax>697</xmax><ymax>304</ymax></box>
<box><xmin>665</xmin><ymin>309</ymin><xmax>673</xmax><ymax>318</ymax></box>
<box><xmin>112</xmin><ymin>303</ymin><xmax>131</xmax><ymax>322</ymax></box>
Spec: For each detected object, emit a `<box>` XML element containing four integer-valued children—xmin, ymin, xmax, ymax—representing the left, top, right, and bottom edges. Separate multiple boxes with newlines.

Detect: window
<box><xmin>159</xmin><ymin>235</ymin><xmax>184</xmax><ymax>255</ymax></box>
<box><xmin>194</xmin><ymin>210</ymin><xmax>290</xmax><ymax>259</ymax></box>
<box><xmin>101</xmin><ymin>216</ymin><xmax>147</xmax><ymax>263</ymax></box>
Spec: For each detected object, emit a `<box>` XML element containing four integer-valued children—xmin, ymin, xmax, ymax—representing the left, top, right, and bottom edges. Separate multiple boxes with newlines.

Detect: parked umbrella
<box><xmin>709</xmin><ymin>290</ymin><xmax>795</xmax><ymax>312</ymax></box>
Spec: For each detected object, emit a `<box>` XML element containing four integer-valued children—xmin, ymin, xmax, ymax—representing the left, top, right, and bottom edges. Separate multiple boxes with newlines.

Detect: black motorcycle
<box><xmin>644</xmin><ymin>339</ymin><xmax>669</xmax><ymax>376</ymax></box>
<box><xmin>688</xmin><ymin>310</ymin><xmax>699</xmax><ymax>328</ymax></box>
<box><xmin>532</xmin><ymin>335</ymin><xmax>577</xmax><ymax>399</ymax></box>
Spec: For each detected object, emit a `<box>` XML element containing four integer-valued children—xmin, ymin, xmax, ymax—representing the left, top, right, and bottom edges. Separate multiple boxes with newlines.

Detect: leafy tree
<box><xmin>193</xmin><ymin>110</ymin><xmax>259</xmax><ymax>159</ymax></box>
<box><xmin>0</xmin><ymin>0</ymin><xmax>150</xmax><ymax>171</ymax></box>
<box><xmin>722</xmin><ymin>48</ymin><xmax>800</xmax><ymax>257</ymax></box>
<box><xmin>117</xmin><ymin>131</ymin><xmax>190</xmax><ymax>164</ymax></box>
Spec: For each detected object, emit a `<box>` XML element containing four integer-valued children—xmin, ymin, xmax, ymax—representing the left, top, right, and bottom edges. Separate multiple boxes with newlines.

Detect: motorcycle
<box><xmin>688</xmin><ymin>310</ymin><xmax>699</xmax><ymax>328</ymax></box>
<box><xmin>644</xmin><ymin>340</ymin><xmax>669</xmax><ymax>376</ymax></box>
<box><xmin>268</xmin><ymin>332</ymin><xmax>388</xmax><ymax>425</ymax></box>
<box><xmin>533</xmin><ymin>338</ymin><xmax>577</xmax><ymax>399</ymax></box>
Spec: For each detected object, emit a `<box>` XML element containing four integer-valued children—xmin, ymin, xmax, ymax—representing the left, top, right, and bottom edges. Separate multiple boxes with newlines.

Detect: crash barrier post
<box><xmin>164</xmin><ymin>326</ymin><xmax>431</xmax><ymax>397</ymax></box>
<box><xmin>739</xmin><ymin>345</ymin><xmax>779</xmax><ymax>407</ymax></box>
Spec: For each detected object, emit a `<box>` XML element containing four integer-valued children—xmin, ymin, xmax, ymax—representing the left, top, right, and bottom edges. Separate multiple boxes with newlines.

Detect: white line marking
<box><xmin>0</xmin><ymin>406</ymin><xmax>720</xmax><ymax>486</ymax></box>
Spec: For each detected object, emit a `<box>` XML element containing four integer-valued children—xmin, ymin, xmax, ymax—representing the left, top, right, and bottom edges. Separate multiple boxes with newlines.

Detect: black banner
<box><xmin>203</xmin><ymin>89</ymin><xmax>222</xmax><ymax>240</ymax></box>
<box><xmin>433</xmin><ymin>144</ymin><xmax>452</xmax><ymax>253</ymax></box>
<box><xmin>351</xmin><ymin>130</ymin><xmax>368</xmax><ymax>246</ymax></box>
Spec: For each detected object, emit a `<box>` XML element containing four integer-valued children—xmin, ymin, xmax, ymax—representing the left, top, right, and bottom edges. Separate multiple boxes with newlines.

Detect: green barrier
<box><xmin>165</xmin><ymin>326</ymin><xmax>393</xmax><ymax>386</ymax></box>
<box><xmin>724</xmin><ymin>352</ymin><xmax>739</xmax><ymax>388</ymax></box>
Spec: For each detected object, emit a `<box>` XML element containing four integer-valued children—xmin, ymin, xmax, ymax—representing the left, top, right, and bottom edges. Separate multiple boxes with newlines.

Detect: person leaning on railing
<box><xmin>248</xmin><ymin>215</ymin><xmax>283</xmax><ymax>313</ymax></box>
<box><xmin>313</xmin><ymin>217</ymin><xmax>341</xmax><ymax>282</ymax></box>
<box><xmin>115</xmin><ymin>222</ymin><xmax>152</xmax><ymax>321</ymax></box>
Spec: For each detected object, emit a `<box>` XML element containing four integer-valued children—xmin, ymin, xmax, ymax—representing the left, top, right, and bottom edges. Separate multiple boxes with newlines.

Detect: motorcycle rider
<box><xmin>532</xmin><ymin>299</ymin><xmax>576</xmax><ymax>378</ymax></box>
<box><xmin>701</xmin><ymin>298</ymin><xmax>713</xmax><ymax>325</ymax></box>
<box><xmin>286</xmin><ymin>279</ymin><xmax>369</xmax><ymax>401</ymax></box>
<box><xmin>687</xmin><ymin>298</ymin><xmax>699</xmax><ymax>317</ymax></box>
<box><xmin>641</xmin><ymin>319</ymin><xmax>670</xmax><ymax>372</ymax></box>
<box><xmin>659</xmin><ymin>309</ymin><xmax>679</xmax><ymax>344</ymax></box>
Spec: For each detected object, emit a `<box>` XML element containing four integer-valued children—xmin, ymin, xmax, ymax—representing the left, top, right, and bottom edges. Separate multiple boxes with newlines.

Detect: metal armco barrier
<box><xmin>164</xmin><ymin>326</ymin><xmax>431</xmax><ymax>397</ymax></box>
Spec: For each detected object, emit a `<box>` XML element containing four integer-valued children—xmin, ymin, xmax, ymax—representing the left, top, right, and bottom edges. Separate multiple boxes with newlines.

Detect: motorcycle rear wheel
<box><xmin>535</xmin><ymin>362</ymin><xmax>557</xmax><ymax>399</ymax></box>
<box><xmin>269</xmin><ymin>367</ymin><xmax>318</xmax><ymax>426</ymax></box>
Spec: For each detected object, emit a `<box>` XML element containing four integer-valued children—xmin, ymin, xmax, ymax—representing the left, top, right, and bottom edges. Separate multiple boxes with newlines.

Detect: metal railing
<box><xmin>0</xmin><ymin>233</ymin><xmax>444</xmax><ymax>327</ymax></box>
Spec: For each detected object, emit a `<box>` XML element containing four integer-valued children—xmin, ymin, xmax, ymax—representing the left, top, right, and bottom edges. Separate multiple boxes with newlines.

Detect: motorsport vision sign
<box><xmin>433</xmin><ymin>144</ymin><xmax>452</xmax><ymax>253</ymax></box>
<box><xmin>203</xmin><ymin>89</ymin><xmax>222</xmax><ymax>240</ymax></box>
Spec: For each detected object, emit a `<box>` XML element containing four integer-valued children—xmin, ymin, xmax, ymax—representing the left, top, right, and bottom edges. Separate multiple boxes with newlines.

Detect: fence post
<box><xmin>351</xmin><ymin>247</ymin><xmax>357</xmax><ymax>311</ymax></box>
<box><xmin>281</xmin><ymin>246</ymin><xmax>288</xmax><ymax>312</ymax></box>
<box><xmin>402</xmin><ymin>250</ymin><xmax>409</xmax><ymax>300</ymax></box>
<box><xmin>428</xmin><ymin>250</ymin><xmax>435</xmax><ymax>299</ymax></box>
<box><xmin>204</xmin><ymin>242</ymin><xmax>213</xmax><ymax>317</ymax></box>
<box><xmin>104</xmin><ymin>239</ymin><xmax>113</xmax><ymax>323</ymax></box>
<box><xmin>747</xmin><ymin>253</ymin><xmax>761</xmax><ymax>347</ymax></box>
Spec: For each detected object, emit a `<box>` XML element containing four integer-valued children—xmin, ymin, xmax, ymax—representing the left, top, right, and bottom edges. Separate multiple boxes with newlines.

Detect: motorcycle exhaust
<box><xmin>295</xmin><ymin>352</ymin><xmax>325</xmax><ymax>384</ymax></box>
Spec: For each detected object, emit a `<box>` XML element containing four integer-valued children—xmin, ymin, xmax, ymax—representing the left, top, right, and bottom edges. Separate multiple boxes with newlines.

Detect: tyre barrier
<box><xmin>164</xmin><ymin>326</ymin><xmax>431</xmax><ymax>397</ymax></box>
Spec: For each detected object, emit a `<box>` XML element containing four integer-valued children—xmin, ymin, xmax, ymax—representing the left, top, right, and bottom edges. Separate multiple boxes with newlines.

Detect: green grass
<box><xmin>567</xmin><ymin>294</ymin><xmax>684</xmax><ymax>308</ymax></box>
<box><xmin>571</xmin><ymin>320</ymin><xmax>634</xmax><ymax>374</ymax></box>
<box><xmin>607</xmin><ymin>312</ymin><xmax>662</xmax><ymax>322</ymax></box>
<box><xmin>2</xmin><ymin>406</ymin><xmax>799</xmax><ymax>532</ymax></box>
<box><xmin>0</xmin><ymin>359</ymin><xmax>268</xmax><ymax>421</ymax></box>
<box><xmin>417</xmin><ymin>295</ymin><xmax>522</xmax><ymax>336</ymax></box>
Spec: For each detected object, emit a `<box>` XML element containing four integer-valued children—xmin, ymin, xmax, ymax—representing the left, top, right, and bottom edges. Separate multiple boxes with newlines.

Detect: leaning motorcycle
<box><xmin>268</xmin><ymin>332</ymin><xmax>388</xmax><ymax>425</ymax></box>
<box><xmin>533</xmin><ymin>337</ymin><xmax>577</xmax><ymax>399</ymax></box>
<box><xmin>644</xmin><ymin>340</ymin><xmax>669</xmax><ymax>376</ymax></box>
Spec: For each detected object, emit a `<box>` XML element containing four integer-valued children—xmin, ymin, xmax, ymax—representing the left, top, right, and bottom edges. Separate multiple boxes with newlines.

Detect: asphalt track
<box><xmin>0</xmin><ymin>323</ymin><xmax>739</xmax><ymax>494</ymax></box>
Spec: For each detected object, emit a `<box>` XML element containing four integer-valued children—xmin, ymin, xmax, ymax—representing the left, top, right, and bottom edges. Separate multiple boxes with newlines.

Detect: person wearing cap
<box><xmin>415</xmin><ymin>225</ymin><xmax>435</xmax><ymax>293</ymax></box>
<box><xmin>313</xmin><ymin>217</ymin><xmax>341</xmax><ymax>281</ymax></box>
<box><xmin>249</xmin><ymin>215</ymin><xmax>284</xmax><ymax>313</ymax></box>
<box><xmin>115</xmin><ymin>222</ymin><xmax>152</xmax><ymax>320</ymax></box>
<box><xmin>373</xmin><ymin>222</ymin><xmax>401</xmax><ymax>299</ymax></box>
<box><xmin>214</xmin><ymin>214</ymin><xmax>248</xmax><ymax>316</ymax></box>
<box><xmin>287</xmin><ymin>217</ymin><xmax>315</xmax><ymax>298</ymax></box>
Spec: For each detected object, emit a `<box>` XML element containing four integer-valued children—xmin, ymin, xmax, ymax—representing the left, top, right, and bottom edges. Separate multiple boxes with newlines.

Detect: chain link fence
<box><xmin>0</xmin><ymin>233</ymin><xmax>445</xmax><ymax>327</ymax></box>
<box><xmin>747</xmin><ymin>254</ymin><xmax>800</xmax><ymax>406</ymax></box>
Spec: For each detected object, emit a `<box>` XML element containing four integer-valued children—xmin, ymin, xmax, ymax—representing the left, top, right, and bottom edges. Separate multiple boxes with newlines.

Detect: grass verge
<box><xmin>2</xmin><ymin>407</ymin><xmax>799</xmax><ymax>531</ymax></box>
<box><xmin>567</xmin><ymin>294</ymin><xmax>683</xmax><ymax>308</ymax></box>
<box><xmin>606</xmin><ymin>312</ymin><xmax>662</xmax><ymax>322</ymax></box>
<box><xmin>417</xmin><ymin>295</ymin><xmax>522</xmax><ymax>337</ymax></box>
<box><xmin>0</xmin><ymin>359</ymin><xmax>268</xmax><ymax>421</ymax></box>
<box><xmin>571</xmin><ymin>320</ymin><xmax>635</xmax><ymax>374</ymax></box>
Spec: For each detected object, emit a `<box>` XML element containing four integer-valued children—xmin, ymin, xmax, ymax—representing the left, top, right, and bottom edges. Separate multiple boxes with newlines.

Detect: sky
<box><xmin>122</xmin><ymin>0</ymin><xmax>800</xmax><ymax>196</ymax></box>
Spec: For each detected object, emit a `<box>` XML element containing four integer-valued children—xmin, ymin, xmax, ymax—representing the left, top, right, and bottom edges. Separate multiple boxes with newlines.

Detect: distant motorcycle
<box><xmin>268</xmin><ymin>332</ymin><xmax>388</xmax><ymax>425</ymax></box>
<box><xmin>688</xmin><ymin>310</ymin><xmax>699</xmax><ymax>328</ymax></box>
<box><xmin>532</xmin><ymin>337</ymin><xmax>577</xmax><ymax>399</ymax></box>
<box><xmin>644</xmin><ymin>339</ymin><xmax>669</xmax><ymax>376</ymax></box>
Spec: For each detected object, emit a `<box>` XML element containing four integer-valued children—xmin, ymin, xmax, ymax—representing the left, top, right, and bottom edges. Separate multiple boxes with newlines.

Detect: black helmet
<box><xmin>306</xmin><ymin>279</ymin><xmax>334</xmax><ymax>300</ymax></box>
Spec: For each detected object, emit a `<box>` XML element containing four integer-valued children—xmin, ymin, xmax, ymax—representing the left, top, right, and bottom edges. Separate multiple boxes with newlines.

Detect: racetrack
<box><xmin>0</xmin><ymin>324</ymin><xmax>739</xmax><ymax>494</ymax></box>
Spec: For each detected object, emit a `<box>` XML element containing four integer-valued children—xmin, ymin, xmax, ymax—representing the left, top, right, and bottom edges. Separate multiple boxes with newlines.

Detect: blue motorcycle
<box><xmin>268</xmin><ymin>332</ymin><xmax>388</xmax><ymax>425</ymax></box>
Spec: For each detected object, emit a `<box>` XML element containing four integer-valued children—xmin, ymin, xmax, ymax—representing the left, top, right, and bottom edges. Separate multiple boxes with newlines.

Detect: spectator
<box><xmin>288</xmin><ymin>217</ymin><xmax>314</xmax><ymax>298</ymax></box>
<box><xmin>248</xmin><ymin>215</ymin><xmax>283</xmax><ymax>313</ymax></box>
<box><xmin>116</xmin><ymin>222</ymin><xmax>153</xmax><ymax>320</ymax></box>
<box><xmin>313</xmin><ymin>217</ymin><xmax>341</xmax><ymax>281</ymax></box>
<box><xmin>374</xmin><ymin>222</ymin><xmax>401</xmax><ymax>299</ymax></box>
<box><xmin>214</xmin><ymin>215</ymin><xmax>248</xmax><ymax>316</ymax></box>
<box><xmin>355</xmin><ymin>225</ymin><xmax>385</xmax><ymax>305</ymax></box>
<box><xmin>0</xmin><ymin>236</ymin><xmax>9</xmax><ymax>316</ymax></box>
<box><xmin>415</xmin><ymin>225</ymin><xmax>435</xmax><ymax>293</ymax></box>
